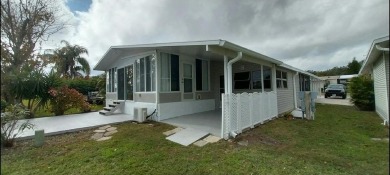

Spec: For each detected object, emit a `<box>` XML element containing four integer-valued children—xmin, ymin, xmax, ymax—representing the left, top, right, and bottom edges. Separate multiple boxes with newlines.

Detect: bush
<box><xmin>1</xmin><ymin>99</ymin><xmax>8</xmax><ymax>112</ymax></box>
<box><xmin>66</xmin><ymin>77</ymin><xmax>99</xmax><ymax>95</ymax></box>
<box><xmin>349</xmin><ymin>75</ymin><xmax>375</xmax><ymax>111</ymax></box>
<box><xmin>1</xmin><ymin>104</ymin><xmax>34</xmax><ymax>147</ymax></box>
<box><xmin>48</xmin><ymin>86</ymin><xmax>91</xmax><ymax>116</ymax></box>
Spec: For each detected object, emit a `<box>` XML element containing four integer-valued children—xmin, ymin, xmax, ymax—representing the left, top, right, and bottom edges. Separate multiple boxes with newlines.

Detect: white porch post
<box><xmin>293</xmin><ymin>72</ymin><xmax>298</xmax><ymax>109</ymax></box>
<box><xmin>224</xmin><ymin>56</ymin><xmax>228</xmax><ymax>94</ymax></box>
<box><xmin>271</xmin><ymin>64</ymin><xmax>277</xmax><ymax>92</ymax></box>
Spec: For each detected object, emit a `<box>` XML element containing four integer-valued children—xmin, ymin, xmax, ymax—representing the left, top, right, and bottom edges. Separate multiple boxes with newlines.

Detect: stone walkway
<box><xmin>14</xmin><ymin>112</ymin><xmax>132</xmax><ymax>140</ymax></box>
<box><xmin>163</xmin><ymin>127</ymin><xmax>221</xmax><ymax>147</ymax></box>
<box><xmin>91</xmin><ymin>125</ymin><xmax>118</xmax><ymax>141</ymax></box>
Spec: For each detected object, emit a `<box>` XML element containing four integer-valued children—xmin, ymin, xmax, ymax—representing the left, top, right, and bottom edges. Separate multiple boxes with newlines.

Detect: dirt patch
<box><xmin>234</xmin><ymin>132</ymin><xmax>282</xmax><ymax>146</ymax></box>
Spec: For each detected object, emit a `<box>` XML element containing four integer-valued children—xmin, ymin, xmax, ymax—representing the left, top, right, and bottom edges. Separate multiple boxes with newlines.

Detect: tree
<box><xmin>1</xmin><ymin>0</ymin><xmax>64</xmax><ymax>103</ymax></box>
<box><xmin>347</xmin><ymin>57</ymin><xmax>361</xmax><ymax>74</ymax></box>
<box><xmin>49</xmin><ymin>40</ymin><xmax>91</xmax><ymax>78</ymax></box>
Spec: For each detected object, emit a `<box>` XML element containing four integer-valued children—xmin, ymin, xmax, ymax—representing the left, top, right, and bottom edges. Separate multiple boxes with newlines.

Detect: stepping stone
<box><xmin>237</xmin><ymin>140</ymin><xmax>248</xmax><ymax>146</ymax></box>
<box><xmin>203</xmin><ymin>135</ymin><xmax>221</xmax><ymax>143</ymax></box>
<box><xmin>91</xmin><ymin>133</ymin><xmax>104</xmax><ymax>140</ymax></box>
<box><xmin>163</xmin><ymin>127</ymin><xmax>183</xmax><ymax>136</ymax></box>
<box><xmin>371</xmin><ymin>138</ymin><xmax>382</xmax><ymax>141</ymax></box>
<box><xmin>106</xmin><ymin>127</ymin><xmax>117</xmax><ymax>132</ymax></box>
<box><xmin>99</xmin><ymin>125</ymin><xmax>111</xmax><ymax>130</ymax></box>
<box><xmin>97</xmin><ymin>136</ymin><xmax>112</xmax><ymax>141</ymax></box>
<box><xmin>193</xmin><ymin>140</ymin><xmax>208</xmax><ymax>147</ymax></box>
<box><xmin>166</xmin><ymin>128</ymin><xmax>209</xmax><ymax>146</ymax></box>
<box><xmin>104</xmin><ymin>130</ymin><xmax>118</xmax><ymax>137</ymax></box>
<box><xmin>94</xmin><ymin>130</ymin><xmax>106</xmax><ymax>133</ymax></box>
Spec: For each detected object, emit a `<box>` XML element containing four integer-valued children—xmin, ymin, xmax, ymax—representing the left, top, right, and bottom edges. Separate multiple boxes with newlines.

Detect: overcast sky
<box><xmin>50</xmin><ymin>0</ymin><xmax>389</xmax><ymax>75</ymax></box>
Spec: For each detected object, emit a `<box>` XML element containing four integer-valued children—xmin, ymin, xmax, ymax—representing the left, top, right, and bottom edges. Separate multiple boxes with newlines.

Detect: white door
<box><xmin>181</xmin><ymin>62</ymin><xmax>194</xmax><ymax>100</ymax></box>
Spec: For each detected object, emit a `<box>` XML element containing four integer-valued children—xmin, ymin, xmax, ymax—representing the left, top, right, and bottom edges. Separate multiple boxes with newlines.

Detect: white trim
<box><xmin>181</xmin><ymin>61</ymin><xmax>195</xmax><ymax>101</ymax></box>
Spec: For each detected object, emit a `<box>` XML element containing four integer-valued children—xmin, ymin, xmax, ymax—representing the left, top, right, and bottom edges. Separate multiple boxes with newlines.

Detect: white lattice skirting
<box><xmin>222</xmin><ymin>92</ymin><xmax>278</xmax><ymax>139</ymax></box>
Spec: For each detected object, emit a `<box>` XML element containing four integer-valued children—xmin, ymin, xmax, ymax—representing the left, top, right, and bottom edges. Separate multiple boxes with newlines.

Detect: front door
<box><xmin>117</xmin><ymin>68</ymin><xmax>125</xmax><ymax>100</ymax></box>
<box><xmin>181</xmin><ymin>62</ymin><xmax>194</xmax><ymax>100</ymax></box>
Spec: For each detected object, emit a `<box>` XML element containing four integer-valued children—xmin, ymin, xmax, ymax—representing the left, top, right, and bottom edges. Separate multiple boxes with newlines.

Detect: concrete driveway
<box><xmin>14</xmin><ymin>112</ymin><xmax>133</xmax><ymax>140</ymax></box>
<box><xmin>316</xmin><ymin>95</ymin><xmax>353</xmax><ymax>106</ymax></box>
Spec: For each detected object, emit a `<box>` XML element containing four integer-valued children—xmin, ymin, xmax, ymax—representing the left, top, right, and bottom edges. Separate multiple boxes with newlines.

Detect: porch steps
<box><xmin>166</xmin><ymin>128</ymin><xmax>209</xmax><ymax>146</ymax></box>
<box><xmin>99</xmin><ymin>101</ymin><xmax>124</xmax><ymax>116</ymax></box>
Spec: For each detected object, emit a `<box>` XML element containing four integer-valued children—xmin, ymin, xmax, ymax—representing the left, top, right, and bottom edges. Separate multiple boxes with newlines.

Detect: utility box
<box><xmin>34</xmin><ymin>129</ymin><xmax>44</xmax><ymax>147</ymax></box>
<box><xmin>134</xmin><ymin>108</ymin><xmax>147</xmax><ymax>123</ymax></box>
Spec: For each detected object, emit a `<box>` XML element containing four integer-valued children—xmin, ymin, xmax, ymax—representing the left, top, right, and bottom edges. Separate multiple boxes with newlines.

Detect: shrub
<box><xmin>1</xmin><ymin>104</ymin><xmax>34</xmax><ymax>147</ymax></box>
<box><xmin>349</xmin><ymin>75</ymin><xmax>375</xmax><ymax>111</ymax></box>
<box><xmin>1</xmin><ymin>99</ymin><xmax>8</xmax><ymax>112</ymax></box>
<box><xmin>66</xmin><ymin>77</ymin><xmax>99</xmax><ymax>95</ymax></box>
<box><xmin>48</xmin><ymin>86</ymin><xmax>91</xmax><ymax>116</ymax></box>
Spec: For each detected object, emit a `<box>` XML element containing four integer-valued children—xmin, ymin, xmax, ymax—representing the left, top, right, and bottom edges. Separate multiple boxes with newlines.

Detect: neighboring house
<box><xmin>359</xmin><ymin>36</ymin><xmax>389</xmax><ymax>125</ymax></box>
<box><xmin>94</xmin><ymin>40</ymin><xmax>323</xmax><ymax>138</ymax></box>
<box><xmin>320</xmin><ymin>75</ymin><xmax>339</xmax><ymax>85</ymax></box>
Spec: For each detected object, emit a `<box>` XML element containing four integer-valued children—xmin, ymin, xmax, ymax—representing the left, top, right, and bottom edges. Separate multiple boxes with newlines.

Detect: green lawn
<box><xmin>1</xmin><ymin>104</ymin><xmax>389</xmax><ymax>174</ymax></box>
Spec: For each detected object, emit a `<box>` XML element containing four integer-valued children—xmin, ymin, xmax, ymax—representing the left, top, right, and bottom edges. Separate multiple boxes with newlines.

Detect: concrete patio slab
<box><xmin>203</xmin><ymin>135</ymin><xmax>222</xmax><ymax>143</ymax></box>
<box><xmin>166</xmin><ymin>128</ymin><xmax>209</xmax><ymax>146</ymax></box>
<box><xmin>14</xmin><ymin>112</ymin><xmax>133</xmax><ymax>140</ymax></box>
<box><xmin>162</xmin><ymin>110</ymin><xmax>221</xmax><ymax>137</ymax></box>
<box><xmin>193</xmin><ymin>140</ymin><xmax>208</xmax><ymax>147</ymax></box>
<box><xmin>163</xmin><ymin>127</ymin><xmax>183</xmax><ymax>136</ymax></box>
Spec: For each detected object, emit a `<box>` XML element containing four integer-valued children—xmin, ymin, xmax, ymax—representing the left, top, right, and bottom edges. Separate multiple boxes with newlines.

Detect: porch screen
<box><xmin>252</xmin><ymin>70</ymin><xmax>262</xmax><ymax>89</ymax></box>
<box><xmin>136</xmin><ymin>55</ymin><xmax>156</xmax><ymax>92</ymax></box>
<box><xmin>196</xmin><ymin>59</ymin><xmax>209</xmax><ymax>91</ymax></box>
<box><xmin>106</xmin><ymin>67</ymin><xmax>117</xmax><ymax>92</ymax></box>
<box><xmin>125</xmin><ymin>65</ymin><xmax>133</xmax><ymax>100</ymax></box>
<box><xmin>263</xmin><ymin>66</ymin><xmax>272</xmax><ymax>89</ymax></box>
<box><xmin>234</xmin><ymin>72</ymin><xmax>250</xmax><ymax>89</ymax></box>
<box><xmin>160</xmin><ymin>53</ymin><xmax>179</xmax><ymax>92</ymax></box>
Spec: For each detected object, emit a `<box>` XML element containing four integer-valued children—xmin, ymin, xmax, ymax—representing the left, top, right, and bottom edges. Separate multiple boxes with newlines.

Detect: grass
<box><xmin>1</xmin><ymin>104</ymin><xmax>389</xmax><ymax>174</ymax></box>
<box><xmin>21</xmin><ymin>100</ymin><xmax>103</xmax><ymax>118</ymax></box>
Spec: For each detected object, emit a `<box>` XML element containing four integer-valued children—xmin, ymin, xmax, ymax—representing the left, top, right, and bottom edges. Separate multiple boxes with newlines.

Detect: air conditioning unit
<box><xmin>133</xmin><ymin>107</ymin><xmax>147</xmax><ymax>123</ymax></box>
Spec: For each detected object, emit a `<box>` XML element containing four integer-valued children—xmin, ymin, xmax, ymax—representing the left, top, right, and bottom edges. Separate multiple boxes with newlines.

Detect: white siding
<box><xmin>373</xmin><ymin>55</ymin><xmax>389</xmax><ymax>122</ymax></box>
<box><xmin>276</xmin><ymin>68</ymin><xmax>295</xmax><ymax>114</ymax></box>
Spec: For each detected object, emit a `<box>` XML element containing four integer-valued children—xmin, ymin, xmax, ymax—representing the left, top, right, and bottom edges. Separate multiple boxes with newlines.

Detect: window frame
<box><xmin>159</xmin><ymin>52</ymin><xmax>180</xmax><ymax>93</ymax></box>
<box><xmin>135</xmin><ymin>55</ymin><xmax>156</xmax><ymax>92</ymax></box>
<box><xmin>276</xmin><ymin>70</ymin><xmax>288</xmax><ymax>89</ymax></box>
<box><xmin>195</xmin><ymin>59</ymin><xmax>210</xmax><ymax>92</ymax></box>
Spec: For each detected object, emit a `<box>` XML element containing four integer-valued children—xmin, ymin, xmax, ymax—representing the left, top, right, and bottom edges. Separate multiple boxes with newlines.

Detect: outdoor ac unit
<box><xmin>133</xmin><ymin>107</ymin><xmax>147</xmax><ymax>123</ymax></box>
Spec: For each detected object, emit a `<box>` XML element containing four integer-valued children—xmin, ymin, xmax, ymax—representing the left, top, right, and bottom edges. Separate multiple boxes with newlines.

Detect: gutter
<box><xmin>227</xmin><ymin>52</ymin><xmax>243</xmax><ymax>94</ymax></box>
<box><xmin>375</xmin><ymin>45</ymin><xmax>390</xmax><ymax>52</ymax></box>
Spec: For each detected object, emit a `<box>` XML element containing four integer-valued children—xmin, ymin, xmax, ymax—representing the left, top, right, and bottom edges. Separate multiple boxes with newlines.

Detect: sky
<box><xmin>49</xmin><ymin>0</ymin><xmax>390</xmax><ymax>76</ymax></box>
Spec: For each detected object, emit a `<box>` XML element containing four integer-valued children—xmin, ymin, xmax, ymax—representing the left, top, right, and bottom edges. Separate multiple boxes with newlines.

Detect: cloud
<box><xmin>48</xmin><ymin>0</ymin><xmax>389</xmax><ymax>75</ymax></box>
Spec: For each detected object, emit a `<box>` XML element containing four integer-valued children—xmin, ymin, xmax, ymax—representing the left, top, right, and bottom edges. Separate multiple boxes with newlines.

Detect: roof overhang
<box><xmin>359</xmin><ymin>36</ymin><xmax>389</xmax><ymax>74</ymax></box>
<box><xmin>279</xmin><ymin>63</ymin><xmax>322</xmax><ymax>80</ymax></box>
<box><xmin>93</xmin><ymin>39</ymin><xmax>283</xmax><ymax>71</ymax></box>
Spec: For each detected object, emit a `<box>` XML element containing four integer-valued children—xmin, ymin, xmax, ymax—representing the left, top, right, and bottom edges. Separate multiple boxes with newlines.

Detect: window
<box><xmin>136</xmin><ymin>55</ymin><xmax>156</xmax><ymax>92</ymax></box>
<box><xmin>276</xmin><ymin>70</ymin><xmax>288</xmax><ymax>89</ymax></box>
<box><xmin>126</xmin><ymin>65</ymin><xmax>133</xmax><ymax>100</ymax></box>
<box><xmin>234</xmin><ymin>72</ymin><xmax>251</xmax><ymax>89</ymax></box>
<box><xmin>196</xmin><ymin>59</ymin><xmax>209</xmax><ymax>91</ymax></box>
<box><xmin>106</xmin><ymin>67</ymin><xmax>117</xmax><ymax>92</ymax></box>
<box><xmin>263</xmin><ymin>66</ymin><xmax>272</xmax><ymax>89</ymax></box>
<box><xmin>160</xmin><ymin>53</ymin><xmax>180</xmax><ymax>92</ymax></box>
<box><xmin>251</xmin><ymin>70</ymin><xmax>262</xmax><ymax>89</ymax></box>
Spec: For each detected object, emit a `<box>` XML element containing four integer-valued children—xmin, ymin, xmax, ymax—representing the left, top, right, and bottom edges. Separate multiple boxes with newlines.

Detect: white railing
<box><xmin>222</xmin><ymin>92</ymin><xmax>278</xmax><ymax>139</ymax></box>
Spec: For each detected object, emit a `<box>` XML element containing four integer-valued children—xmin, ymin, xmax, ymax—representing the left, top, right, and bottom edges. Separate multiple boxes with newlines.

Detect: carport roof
<box><xmin>93</xmin><ymin>39</ymin><xmax>283</xmax><ymax>70</ymax></box>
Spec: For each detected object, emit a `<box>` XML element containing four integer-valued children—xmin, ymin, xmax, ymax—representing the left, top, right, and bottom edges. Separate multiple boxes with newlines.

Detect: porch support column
<box><xmin>293</xmin><ymin>72</ymin><xmax>298</xmax><ymax>109</ymax></box>
<box><xmin>271</xmin><ymin>64</ymin><xmax>277</xmax><ymax>92</ymax></box>
<box><xmin>224</xmin><ymin>56</ymin><xmax>228</xmax><ymax>94</ymax></box>
<box><xmin>227</xmin><ymin>52</ymin><xmax>243</xmax><ymax>94</ymax></box>
<box><xmin>261</xmin><ymin>65</ymin><xmax>264</xmax><ymax>92</ymax></box>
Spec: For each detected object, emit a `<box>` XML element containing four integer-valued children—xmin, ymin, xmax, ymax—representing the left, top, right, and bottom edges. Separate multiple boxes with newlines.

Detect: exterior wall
<box><xmin>134</xmin><ymin>92</ymin><xmax>156</xmax><ymax>103</ymax></box>
<box><xmin>158</xmin><ymin>99</ymin><xmax>215</xmax><ymax>120</ymax></box>
<box><xmin>159</xmin><ymin>92</ymin><xmax>181</xmax><ymax>103</ymax></box>
<box><xmin>373</xmin><ymin>54</ymin><xmax>389</xmax><ymax>122</ymax></box>
<box><xmin>276</xmin><ymin>67</ymin><xmax>295</xmax><ymax>114</ymax></box>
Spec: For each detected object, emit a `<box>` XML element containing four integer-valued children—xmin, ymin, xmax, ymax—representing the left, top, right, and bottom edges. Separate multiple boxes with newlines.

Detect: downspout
<box><xmin>227</xmin><ymin>52</ymin><xmax>243</xmax><ymax>94</ymax></box>
<box><xmin>293</xmin><ymin>72</ymin><xmax>298</xmax><ymax>109</ymax></box>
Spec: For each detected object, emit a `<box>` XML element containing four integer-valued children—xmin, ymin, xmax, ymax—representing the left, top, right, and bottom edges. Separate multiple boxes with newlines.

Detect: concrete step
<box><xmin>108</xmin><ymin>104</ymin><xmax>117</xmax><ymax>108</ymax></box>
<box><xmin>103</xmin><ymin>107</ymin><xmax>114</xmax><ymax>111</ymax></box>
<box><xmin>113</xmin><ymin>101</ymin><xmax>124</xmax><ymax>104</ymax></box>
<box><xmin>99</xmin><ymin>110</ymin><xmax>111</xmax><ymax>115</ymax></box>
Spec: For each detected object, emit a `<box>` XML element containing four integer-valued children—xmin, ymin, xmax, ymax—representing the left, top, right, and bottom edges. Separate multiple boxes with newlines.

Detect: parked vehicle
<box><xmin>324</xmin><ymin>84</ymin><xmax>347</xmax><ymax>99</ymax></box>
<box><xmin>86</xmin><ymin>91</ymin><xmax>104</xmax><ymax>105</ymax></box>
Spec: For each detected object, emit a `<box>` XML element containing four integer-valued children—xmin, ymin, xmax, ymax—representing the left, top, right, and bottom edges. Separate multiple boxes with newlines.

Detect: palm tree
<box><xmin>49</xmin><ymin>40</ymin><xmax>91</xmax><ymax>78</ymax></box>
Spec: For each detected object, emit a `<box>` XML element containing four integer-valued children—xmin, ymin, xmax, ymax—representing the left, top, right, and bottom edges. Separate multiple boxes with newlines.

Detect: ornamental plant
<box><xmin>1</xmin><ymin>104</ymin><xmax>34</xmax><ymax>147</ymax></box>
<box><xmin>349</xmin><ymin>75</ymin><xmax>375</xmax><ymax>111</ymax></box>
<box><xmin>48</xmin><ymin>86</ymin><xmax>91</xmax><ymax>116</ymax></box>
